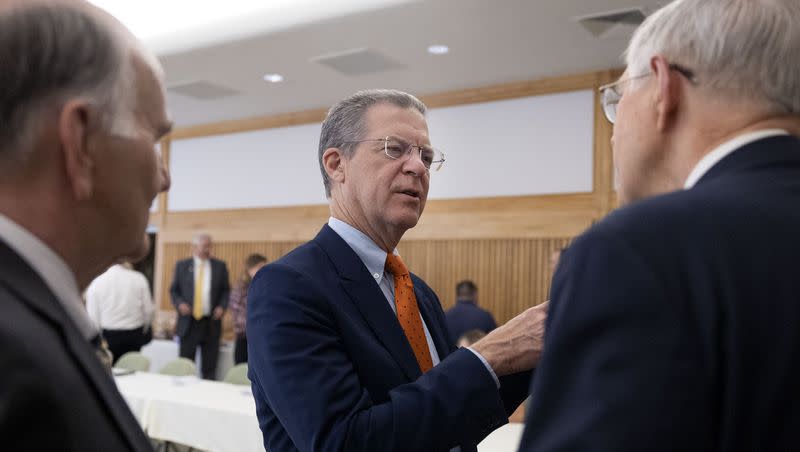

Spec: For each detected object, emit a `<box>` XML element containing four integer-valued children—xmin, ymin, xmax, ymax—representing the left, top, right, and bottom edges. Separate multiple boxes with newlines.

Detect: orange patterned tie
<box><xmin>385</xmin><ymin>253</ymin><xmax>433</xmax><ymax>373</ymax></box>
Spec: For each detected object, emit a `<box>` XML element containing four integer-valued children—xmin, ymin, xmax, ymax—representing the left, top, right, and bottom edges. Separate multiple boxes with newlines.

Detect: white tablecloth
<box><xmin>477</xmin><ymin>423</ymin><xmax>525</xmax><ymax>451</ymax></box>
<box><xmin>115</xmin><ymin>372</ymin><xmax>262</xmax><ymax>452</ymax></box>
<box><xmin>116</xmin><ymin>371</ymin><xmax>524</xmax><ymax>452</ymax></box>
<box><xmin>141</xmin><ymin>338</ymin><xmax>234</xmax><ymax>381</ymax></box>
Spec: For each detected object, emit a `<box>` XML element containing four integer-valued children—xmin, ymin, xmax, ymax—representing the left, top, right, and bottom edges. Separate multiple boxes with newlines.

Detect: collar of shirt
<box><xmin>684</xmin><ymin>129</ymin><xmax>789</xmax><ymax>189</ymax></box>
<box><xmin>0</xmin><ymin>214</ymin><xmax>98</xmax><ymax>340</ymax></box>
<box><xmin>328</xmin><ymin>217</ymin><xmax>398</xmax><ymax>283</ymax></box>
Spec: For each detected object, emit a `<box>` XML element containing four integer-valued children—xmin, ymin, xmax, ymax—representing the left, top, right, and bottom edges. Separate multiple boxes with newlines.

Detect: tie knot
<box><xmin>385</xmin><ymin>253</ymin><xmax>409</xmax><ymax>277</ymax></box>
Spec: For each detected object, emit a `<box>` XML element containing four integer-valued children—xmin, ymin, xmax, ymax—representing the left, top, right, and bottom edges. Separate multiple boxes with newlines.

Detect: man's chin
<box><xmin>123</xmin><ymin>233</ymin><xmax>151</xmax><ymax>263</ymax></box>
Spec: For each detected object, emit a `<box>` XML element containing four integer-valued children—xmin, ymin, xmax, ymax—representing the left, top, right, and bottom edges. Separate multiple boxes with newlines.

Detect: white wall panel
<box><xmin>426</xmin><ymin>90</ymin><xmax>594</xmax><ymax>199</ymax></box>
<box><xmin>169</xmin><ymin>123</ymin><xmax>325</xmax><ymax>211</ymax></box>
<box><xmin>168</xmin><ymin>90</ymin><xmax>594</xmax><ymax>211</ymax></box>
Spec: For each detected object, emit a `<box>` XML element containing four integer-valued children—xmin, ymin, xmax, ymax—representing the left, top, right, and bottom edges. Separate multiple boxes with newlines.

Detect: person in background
<box><xmin>0</xmin><ymin>0</ymin><xmax>171</xmax><ymax>449</ymax></box>
<box><xmin>456</xmin><ymin>329</ymin><xmax>487</xmax><ymax>348</ymax></box>
<box><xmin>86</xmin><ymin>261</ymin><xmax>154</xmax><ymax>364</ymax></box>
<box><xmin>169</xmin><ymin>233</ymin><xmax>231</xmax><ymax>379</ymax></box>
<box><xmin>228</xmin><ymin>253</ymin><xmax>267</xmax><ymax>364</ymax></box>
<box><xmin>520</xmin><ymin>0</ymin><xmax>800</xmax><ymax>450</ymax></box>
<box><xmin>445</xmin><ymin>280</ymin><xmax>497</xmax><ymax>345</ymax></box>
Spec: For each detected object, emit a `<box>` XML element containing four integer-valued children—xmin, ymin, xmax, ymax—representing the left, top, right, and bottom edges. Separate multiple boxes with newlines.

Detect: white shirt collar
<box><xmin>684</xmin><ymin>129</ymin><xmax>789</xmax><ymax>188</ymax></box>
<box><xmin>328</xmin><ymin>217</ymin><xmax>398</xmax><ymax>283</ymax></box>
<box><xmin>0</xmin><ymin>214</ymin><xmax>98</xmax><ymax>340</ymax></box>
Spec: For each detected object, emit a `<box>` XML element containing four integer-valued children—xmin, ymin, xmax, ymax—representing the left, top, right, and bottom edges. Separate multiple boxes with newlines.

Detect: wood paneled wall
<box><xmin>151</xmin><ymin>68</ymin><xmax>623</xmax><ymax>338</ymax></box>
<box><xmin>157</xmin><ymin>237</ymin><xmax>570</xmax><ymax>340</ymax></box>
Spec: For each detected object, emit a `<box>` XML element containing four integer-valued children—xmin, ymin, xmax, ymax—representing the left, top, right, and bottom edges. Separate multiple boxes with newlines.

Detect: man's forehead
<box><xmin>364</xmin><ymin>104</ymin><xmax>430</xmax><ymax>140</ymax></box>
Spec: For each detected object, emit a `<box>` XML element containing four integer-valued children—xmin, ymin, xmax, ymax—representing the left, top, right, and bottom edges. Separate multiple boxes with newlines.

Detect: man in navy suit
<box><xmin>170</xmin><ymin>233</ymin><xmax>230</xmax><ymax>379</ymax></box>
<box><xmin>520</xmin><ymin>0</ymin><xmax>800</xmax><ymax>450</ymax></box>
<box><xmin>248</xmin><ymin>89</ymin><xmax>548</xmax><ymax>452</ymax></box>
<box><xmin>0</xmin><ymin>0</ymin><xmax>172</xmax><ymax>449</ymax></box>
<box><xmin>446</xmin><ymin>280</ymin><xmax>497</xmax><ymax>344</ymax></box>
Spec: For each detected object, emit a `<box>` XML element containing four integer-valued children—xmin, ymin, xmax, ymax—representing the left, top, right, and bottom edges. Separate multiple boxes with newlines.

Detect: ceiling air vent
<box><xmin>575</xmin><ymin>7</ymin><xmax>647</xmax><ymax>39</ymax></box>
<box><xmin>311</xmin><ymin>48</ymin><xmax>403</xmax><ymax>76</ymax></box>
<box><xmin>167</xmin><ymin>80</ymin><xmax>239</xmax><ymax>100</ymax></box>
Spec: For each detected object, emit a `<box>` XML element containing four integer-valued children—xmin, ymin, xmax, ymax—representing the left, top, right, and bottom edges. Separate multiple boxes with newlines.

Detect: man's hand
<box><xmin>178</xmin><ymin>303</ymin><xmax>191</xmax><ymax>316</ymax></box>
<box><xmin>470</xmin><ymin>301</ymin><xmax>548</xmax><ymax>376</ymax></box>
<box><xmin>213</xmin><ymin>306</ymin><xmax>224</xmax><ymax>320</ymax></box>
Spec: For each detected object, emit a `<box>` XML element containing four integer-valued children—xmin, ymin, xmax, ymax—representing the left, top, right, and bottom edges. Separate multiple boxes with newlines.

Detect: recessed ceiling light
<box><xmin>263</xmin><ymin>73</ymin><xmax>284</xmax><ymax>83</ymax></box>
<box><xmin>427</xmin><ymin>45</ymin><xmax>449</xmax><ymax>55</ymax></box>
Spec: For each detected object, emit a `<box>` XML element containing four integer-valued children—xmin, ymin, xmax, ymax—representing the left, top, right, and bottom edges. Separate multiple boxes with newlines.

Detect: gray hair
<box><xmin>318</xmin><ymin>89</ymin><xmax>427</xmax><ymax>197</ymax></box>
<box><xmin>0</xmin><ymin>3</ymin><xmax>143</xmax><ymax>164</ymax></box>
<box><xmin>625</xmin><ymin>0</ymin><xmax>800</xmax><ymax>114</ymax></box>
<box><xmin>192</xmin><ymin>233</ymin><xmax>212</xmax><ymax>245</ymax></box>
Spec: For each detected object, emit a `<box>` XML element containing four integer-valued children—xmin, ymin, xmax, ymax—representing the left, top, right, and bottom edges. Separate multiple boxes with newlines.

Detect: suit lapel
<box><xmin>315</xmin><ymin>225</ymin><xmax>422</xmax><ymax>381</ymax></box>
<box><xmin>415</xmin><ymin>282</ymin><xmax>452</xmax><ymax>359</ymax></box>
<box><xmin>0</xmin><ymin>241</ymin><xmax>150</xmax><ymax>450</ymax></box>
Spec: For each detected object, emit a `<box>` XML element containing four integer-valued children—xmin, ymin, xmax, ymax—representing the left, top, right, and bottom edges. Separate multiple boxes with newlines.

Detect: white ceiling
<box><xmin>151</xmin><ymin>0</ymin><xmax>666</xmax><ymax>127</ymax></box>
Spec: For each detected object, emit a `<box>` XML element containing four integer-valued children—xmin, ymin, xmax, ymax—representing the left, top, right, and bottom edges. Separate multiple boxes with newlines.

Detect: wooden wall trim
<box><xmin>592</xmin><ymin>69</ymin><xmax>623</xmax><ymax>215</ymax></box>
<box><xmin>157</xmin><ymin>193</ymin><xmax>597</xmax><ymax>243</ymax></box>
<box><xmin>169</xmin><ymin>69</ymin><xmax>611</xmax><ymax>141</ymax></box>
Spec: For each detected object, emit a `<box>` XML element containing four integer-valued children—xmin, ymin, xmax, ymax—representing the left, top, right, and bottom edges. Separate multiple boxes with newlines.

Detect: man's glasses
<box><xmin>342</xmin><ymin>136</ymin><xmax>446</xmax><ymax>172</ymax></box>
<box><xmin>599</xmin><ymin>64</ymin><xmax>697</xmax><ymax>123</ymax></box>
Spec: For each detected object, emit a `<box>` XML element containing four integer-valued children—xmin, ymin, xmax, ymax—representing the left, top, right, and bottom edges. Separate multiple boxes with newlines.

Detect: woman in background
<box><xmin>229</xmin><ymin>253</ymin><xmax>267</xmax><ymax>364</ymax></box>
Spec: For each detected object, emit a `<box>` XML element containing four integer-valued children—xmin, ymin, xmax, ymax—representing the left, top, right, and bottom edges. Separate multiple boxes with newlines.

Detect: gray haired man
<box><xmin>0</xmin><ymin>0</ymin><xmax>171</xmax><ymax>449</ymax></box>
<box><xmin>520</xmin><ymin>0</ymin><xmax>800</xmax><ymax>450</ymax></box>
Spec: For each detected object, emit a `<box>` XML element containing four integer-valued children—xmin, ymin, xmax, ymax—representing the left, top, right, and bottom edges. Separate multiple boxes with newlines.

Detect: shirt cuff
<box><xmin>466</xmin><ymin>346</ymin><xmax>500</xmax><ymax>388</ymax></box>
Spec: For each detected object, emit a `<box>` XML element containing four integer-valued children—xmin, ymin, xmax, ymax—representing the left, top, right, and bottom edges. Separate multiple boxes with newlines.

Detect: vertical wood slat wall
<box><xmin>159</xmin><ymin>238</ymin><xmax>571</xmax><ymax>339</ymax></box>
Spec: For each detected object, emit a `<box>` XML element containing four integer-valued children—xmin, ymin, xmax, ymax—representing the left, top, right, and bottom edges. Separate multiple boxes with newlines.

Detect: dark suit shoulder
<box><xmin>270</xmin><ymin>239</ymin><xmax>329</xmax><ymax>275</ymax></box>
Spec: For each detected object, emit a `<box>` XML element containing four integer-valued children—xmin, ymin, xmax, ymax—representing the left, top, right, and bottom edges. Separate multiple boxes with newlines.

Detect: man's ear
<box><xmin>322</xmin><ymin>147</ymin><xmax>346</xmax><ymax>185</ymax></box>
<box><xmin>651</xmin><ymin>55</ymin><xmax>681</xmax><ymax>133</ymax></box>
<box><xmin>58</xmin><ymin>99</ymin><xmax>97</xmax><ymax>201</ymax></box>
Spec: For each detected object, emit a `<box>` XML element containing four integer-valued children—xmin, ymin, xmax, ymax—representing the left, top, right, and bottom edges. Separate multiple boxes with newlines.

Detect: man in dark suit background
<box><xmin>0</xmin><ymin>0</ymin><xmax>172</xmax><ymax>449</ymax></box>
<box><xmin>445</xmin><ymin>280</ymin><xmax>497</xmax><ymax>344</ymax></box>
<box><xmin>248</xmin><ymin>89</ymin><xmax>548</xmax><ymax>452</ymax></box>
<box><xmin>520</xmin><ymin>0</ymin><xmax>800</xmax><ymax>450</ymax></box>
<box><xmin>170</xmin><ymin>233</ymin><xmax>230</xmax><ymax>379</ymax></box>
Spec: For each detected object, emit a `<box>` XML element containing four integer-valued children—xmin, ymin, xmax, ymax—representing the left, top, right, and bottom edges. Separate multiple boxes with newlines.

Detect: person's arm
<box><xmin>218</xmin><ymin>262</ymin><xmax>231</xmax><ymax>310</ymax></box>
<box><xmin>228</xmin><ymin>284</ymin><xmax>245</xmax><ymax>332</ymax></box>
<box><xmin>139</xmin><ymin>274</ymin><xmax>154</xmax><ymax>331</ymax></box>
<box><xmin>168</xmin><ymin>261</ymin><xmax>185</xmax><ymax>309</ymax></box>
<box><xmin>247</xmin><ymin>263</ymin><xmax>509</xmax><ymax>452</ymax></box>
<box><xmin>519</xmin><ymin>229</ymin><xmax>712</xmax><ymax>451</ymax></box>
<box><xmin>84</xmin><ymin>283</ymin><xmax>101</xmax><ymax>329</ymax></box>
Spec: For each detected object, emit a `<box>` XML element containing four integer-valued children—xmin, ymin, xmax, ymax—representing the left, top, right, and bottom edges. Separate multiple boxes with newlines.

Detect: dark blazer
<box><xmin>520</xmin><ymin>135</ymin><xmax>800</xmax><ymax>451</ymax></box>
<box><xmin>445</xmin><ymin>300</ymin><xmax>497</xmax><ymax>344</ymax></box>
<box><xmin>169</xmin><ymin>257</ymin><xmax>230</xmax><ymax>338</ymax></box>
<box><xmin>0</xmin><ymin>240</ymin><xmax>153</xmax><ymax>451</ymax></box>
<box><xmin>247</xmin><ymin>225</ymin><xmax>530</xmax><ymax>452</ymax></box>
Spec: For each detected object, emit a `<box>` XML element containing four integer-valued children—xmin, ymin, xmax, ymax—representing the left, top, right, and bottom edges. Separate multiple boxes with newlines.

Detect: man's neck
<box><xmin>329</xmin><ymin>203</ymin><xmax>404</xmax><ymax>253</ymax></box>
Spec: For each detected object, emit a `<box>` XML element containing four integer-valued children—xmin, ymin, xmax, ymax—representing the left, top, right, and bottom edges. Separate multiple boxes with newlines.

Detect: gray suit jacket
<box><xmin>0</xmin><ymin>240</ymin><xmax>153</xmax><ymax>451</ymax></box>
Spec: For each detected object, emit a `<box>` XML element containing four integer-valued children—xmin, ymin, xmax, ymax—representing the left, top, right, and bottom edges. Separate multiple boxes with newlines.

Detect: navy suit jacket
<box><xmin>446</xmin><ymin>300</ymin><xmax>497</xmax><ymax>344</ymax></box>
<box><xmin>247</xmin><ymin>225</ymin><xmax>530</xmax><ymax>452</ymax></box>
<box><xmin>520</xmin><ymin>135</ymin><xmax>800</xmax><ymax>451</ymax></box>
<box><xmin>169</xmin><ymin>257</ymin><xmax>230</xmax><ymax>338</ymax></box>
<box><xmin>0</xmin><ymin>240</ymin><xmax>153</xmax><ymax>451</ymax></box>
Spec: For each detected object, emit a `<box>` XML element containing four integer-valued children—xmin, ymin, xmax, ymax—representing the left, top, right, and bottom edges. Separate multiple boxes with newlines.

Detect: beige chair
<box><xmin>114</xmin><ymin>352</ymin><xmax>150</xmax><ymax>372</ymax></box>
<box><xmin>223</xmin><ymin>363</ymin><xmax>250</xmax><ymax>386</ymax></box>
<box><xmin>158</xmin><ymin>358</ymin><xmax>196</xmax><ymax>377</ymax></box>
